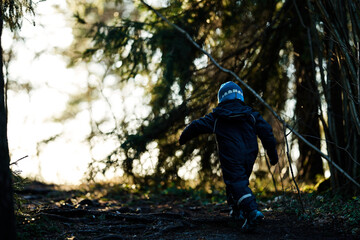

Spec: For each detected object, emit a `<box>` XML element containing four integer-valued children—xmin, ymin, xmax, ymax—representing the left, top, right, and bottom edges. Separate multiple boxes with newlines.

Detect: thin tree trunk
<box><xmin>320</xmin><ymin>0</ymin><xmax>360</xmax><ymax>192</ymax></box>
<box><xmin>292</xmin><ymin>0</ymin><xmax>323</xmax><ymax>183</ymax></box>
<box><xmin>0</xmin><ymin>7</ymin><xmax>17</xmax><ymax>239</ymax></box>
<box><xmin>329</xmin><ymin>60</ymin><xmax>346</xmax><ymax>187</ymax></box>
<box><xmin>327</xmin><ymin>40</ymin><xmax>344</xmax><ymax>188</ymax></box>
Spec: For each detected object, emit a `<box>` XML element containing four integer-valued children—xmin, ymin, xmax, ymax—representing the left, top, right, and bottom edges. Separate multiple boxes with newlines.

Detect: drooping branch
<box><xmin>140</xmin><ymin>0</ymin><xmax>360</xmax><ymax>188</ymax></box>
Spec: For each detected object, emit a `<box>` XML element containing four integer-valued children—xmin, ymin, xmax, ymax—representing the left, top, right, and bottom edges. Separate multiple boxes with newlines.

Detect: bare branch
<box><xmin>10</xmin><ymin>155</ymin><xmax>28</xmax><ymax>166</ymax></box>
<box><xmin>284</xmin><ymin>125</ymin><xmax>305</xmax><ymax>212</ymax></box>
<box><xmin>264</xmin><ymin>153</ymin><xmax>278</xmax><ymax>193</ymax></box>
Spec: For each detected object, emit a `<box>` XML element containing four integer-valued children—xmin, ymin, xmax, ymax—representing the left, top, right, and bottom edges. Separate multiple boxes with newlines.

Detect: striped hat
<box><xmin>218</xmin><ymin>81</ymin><xmax>244</xmax><ymax>103</ymax></box>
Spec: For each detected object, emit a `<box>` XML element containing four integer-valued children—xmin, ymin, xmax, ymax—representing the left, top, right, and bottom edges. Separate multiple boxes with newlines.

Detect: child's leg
<box><xmin>225</xmin><ymin>180</ymin><xmax>264</xmax><ymax>231</ymax></box>
<box><xmin>226</xmin><ymin>179</ymin><xmax>258</xmax><ymax>214</ymax></box>
<box><xmin>226</xmin><ymin>185</ymin><xmax>244</xmax><ymax>221</ymax></box>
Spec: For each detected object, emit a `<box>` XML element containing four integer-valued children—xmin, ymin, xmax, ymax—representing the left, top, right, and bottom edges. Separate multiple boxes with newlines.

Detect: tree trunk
<box><xmin>293</xmin><ymin>61</ymin><xmax>323</xmax><ymax>183</ymax></box>
<box><xmin>0</xmin><ymin>10</ymin><xmax>17</xmax><ymax>240</ymax></box>
<box><xmin>327</xmin><ymin>43</ymin><xmax>346</xmax><ymax>188</ymax></box>
<box><xmin>292</xmin><ymin>1</ymin><xmax>324</xmax><ymax>183</ymax></box>
<box><xmin>319</xmin><ymin>0</ymin><xmax>360</xmax><ymax>192</ymax></box>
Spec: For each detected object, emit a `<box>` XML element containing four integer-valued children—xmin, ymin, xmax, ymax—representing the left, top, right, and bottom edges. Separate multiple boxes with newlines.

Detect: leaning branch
<box><xmin>140</xmin><ymin>0</ymin><xmax>360</xmax><ymax>188</ymax></box>
<box><xmin>284</xmin><ymin>126</ymin><xmax>305</xmax><ymax>212</ymax></box>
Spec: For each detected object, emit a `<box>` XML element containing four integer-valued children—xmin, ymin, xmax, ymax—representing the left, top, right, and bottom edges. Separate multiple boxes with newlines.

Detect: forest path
<box><xmin>16</xmin><ymin>182</ymin><xmax>354</xmax><ymax>240</ymax></box>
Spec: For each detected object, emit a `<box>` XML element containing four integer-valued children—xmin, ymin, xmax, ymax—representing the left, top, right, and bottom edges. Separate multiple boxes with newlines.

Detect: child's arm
<box><xmin>253</xmin><ymin>112</ymin><xmax>279</xmax><ymax>165</ymax></box>
<box><xmin>179</xmin><ymin>113</ymin><xmax>215</xmax><ymax>145</ymax></box>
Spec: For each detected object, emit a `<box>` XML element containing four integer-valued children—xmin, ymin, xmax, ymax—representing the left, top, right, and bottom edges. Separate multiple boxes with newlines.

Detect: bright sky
<box><xmin>5</xmin><ymin>0</ymin><xmax>93</xmax><ymax>185</ymax></box>
<box><xmin>5</xmin><ymin>0</ymin><xmax>195</xmax><ymax>185</ymax></box>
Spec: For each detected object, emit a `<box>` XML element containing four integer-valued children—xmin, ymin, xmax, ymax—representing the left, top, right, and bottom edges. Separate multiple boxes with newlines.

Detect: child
<box><xmin>179</xmin><ymin>81</ymin><xmax>278</xmax><ymax>232</ymax></box>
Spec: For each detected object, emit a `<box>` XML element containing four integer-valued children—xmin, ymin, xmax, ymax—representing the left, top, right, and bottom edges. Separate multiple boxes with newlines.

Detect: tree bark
<box><xmin>292</xmin><ymin>0</ymin><xmax>324</xmax><ymax>183</ymax></box>
<box><xmin>318</xmin><ymin>0</ymin><xmax>360</xmax><ymax>192</ymax></box>
<box><xmin>327</xmin><ymin>43</ymin><xmax>345</xmax><ymax>187</ymax></box>
<box><xmin>0</xmin><ymin>8</ymin><xmax>17</xmax><ymax>240</ymax></box>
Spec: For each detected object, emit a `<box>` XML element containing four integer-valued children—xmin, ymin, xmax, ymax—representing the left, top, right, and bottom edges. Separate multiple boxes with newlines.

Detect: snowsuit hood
<box><xmin>212</xmin><ymin>99</ymin><xmax>254</xmax><ymax>121</ymax></box>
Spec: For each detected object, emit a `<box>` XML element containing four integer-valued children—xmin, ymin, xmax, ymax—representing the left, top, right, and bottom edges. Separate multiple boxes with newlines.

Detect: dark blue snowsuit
<box><xmin>179</xmin><ymin>99</ymin><xmax>278</xmax><ymax>213</ymax></box>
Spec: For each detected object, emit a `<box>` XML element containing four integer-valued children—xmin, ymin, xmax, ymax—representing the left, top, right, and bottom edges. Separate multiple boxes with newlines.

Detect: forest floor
<box><xmin>15</xmin><ymin>181</ymin><xmax>360</xmax><ymax>240</ymax></box>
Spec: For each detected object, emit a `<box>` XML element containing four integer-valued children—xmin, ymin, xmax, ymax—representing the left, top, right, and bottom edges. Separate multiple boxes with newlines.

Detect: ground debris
<box><xmin>16</xmin><ymin>182</ymin><xmax>358</xmax><ymax>240</ymax></box>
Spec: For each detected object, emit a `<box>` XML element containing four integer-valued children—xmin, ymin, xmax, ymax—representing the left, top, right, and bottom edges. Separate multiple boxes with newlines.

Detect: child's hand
<box><xmin>270</xmin><ymin>158</ymin><xmax>278</xmax><ymax>165</ymax></box>
<box><xmin>179</xmin><ymin>136</ymin><xmax>186</xmax><ymax>145</ymax></box>
<box><xmin>268</xmin><ymin>151</ymin><xmax>278</xmax><ymax>165</ymax></box>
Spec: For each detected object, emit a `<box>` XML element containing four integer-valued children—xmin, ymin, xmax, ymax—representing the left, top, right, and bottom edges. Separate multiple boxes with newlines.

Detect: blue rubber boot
<box><xmin>241</xmin><ymin>209</ymin><xmax>264</xmax><ymax>232</ymax></box>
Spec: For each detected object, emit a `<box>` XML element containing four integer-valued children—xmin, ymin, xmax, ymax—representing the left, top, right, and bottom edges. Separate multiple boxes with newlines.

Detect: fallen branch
<box><xmin>42</xmin><ymin>208</ymin><xmax>89</xmax><ymax>217</ymax></box>
<box><xmin>94</xmin><ymin>234</ymin><xmax>126</xmax><ymax>240</ymax></box>
<box><xmin>186</xmin><ymin>216</ymin><xmax>232</xmax><ymax>225</ymax></box>
<box><xmin>140</xmin><ymin>0</ymin><xmax>360</xmax><ymax>189</ymax></box>
<box><xmin>42</xmin><ymin>209</ymin><xmax>181</xmax><ymax>223</ymax></box>
<box><xmin>39</xmin><ymin>213</ymin><xmax>87</xmax><ymax>223</ymax></box>
<box><xmin>42</xmin><ymin>207</ymin><xmax>233</xmax><ymax>227</ymax></box>
<box><xmin>78</xmin><ymin>224</ymin><xmax>148</xmax><ymax>234</ymax></box>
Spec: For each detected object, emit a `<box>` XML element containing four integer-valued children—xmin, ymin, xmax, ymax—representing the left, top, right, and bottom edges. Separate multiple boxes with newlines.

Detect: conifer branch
<box><xmin>140</xmin><ymin>0</ymin><xmax>360</xmax><ymax>188</ymax></box>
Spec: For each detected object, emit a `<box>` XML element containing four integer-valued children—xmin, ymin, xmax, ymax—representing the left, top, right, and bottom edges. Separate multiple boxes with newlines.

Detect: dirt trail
<box><xmin>16</xmin><ymin>183</ymin><xmax>356</xmax><ymax>240</ymax></box>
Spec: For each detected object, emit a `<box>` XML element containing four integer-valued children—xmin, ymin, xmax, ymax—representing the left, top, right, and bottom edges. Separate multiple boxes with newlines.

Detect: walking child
<box><xmin>179</xmin><ymin>81</ymin><xmax>279</xmax><ymax>231</ymax></box>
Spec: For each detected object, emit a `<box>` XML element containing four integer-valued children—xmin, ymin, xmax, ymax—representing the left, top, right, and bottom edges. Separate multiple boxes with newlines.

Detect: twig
<box><xmin>140</xmin><ymin>0</ymin><xmax>360</xmax><ymax>189</ymax></box>
<box><xmin>358</xmin><ymin>41</ymin><xmax>360</xmax><ymax>105</ymax></box>
<box><xmin>284</xmin><ymin>126</ymin><xmax>305</xmax><ymax>213</ymax></box>
<box><xmin>278</xmin><ymin>161</ymin><xmax>285</xmax><ymax>193</ymax></box>
<box><xmin>264</xmin><ymin>154</ymin><xmax>278</xmax><ymax>193</ymax></box>
<box><xmin>10</xmin><ymin>155</ymin><xmax>28</xmax><ymax>166</ymax></box>
<box><xmin>301</xmin><ymin>134</ymin><xmax>360</xmax><ymax>167</ymax></box>
<box><xmin>97</xmin><ymin>65</ymin><xmax>121</xmax><ymax>134</ymax></box>
<box><xmin>39</xmin><ymin>213</ymin><xmax>86</xmax><ymax>223</ymax></box>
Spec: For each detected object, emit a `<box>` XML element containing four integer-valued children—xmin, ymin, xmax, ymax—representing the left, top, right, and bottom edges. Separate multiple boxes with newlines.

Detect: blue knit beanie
<box><xmin>218</xmin><ymin>81</ymin><xmax>244</xmax><ymax>103</ymax></box>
